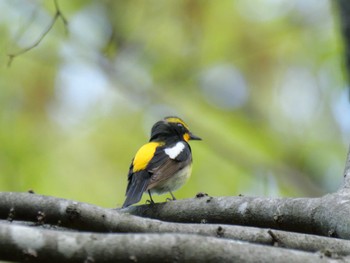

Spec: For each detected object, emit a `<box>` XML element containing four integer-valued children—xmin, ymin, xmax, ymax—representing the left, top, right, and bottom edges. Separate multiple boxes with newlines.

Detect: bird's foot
<box><xmin>146</xmin><ymin>199</ymin><xmax>155</xmax><ymax>205</ymax></box>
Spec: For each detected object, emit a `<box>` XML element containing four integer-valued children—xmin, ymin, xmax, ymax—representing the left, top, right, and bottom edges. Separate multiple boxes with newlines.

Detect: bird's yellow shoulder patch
<box><xmin>132</xmin><ymin>142</ymin><xmax>163</xmax><ymax>172</ymax></box>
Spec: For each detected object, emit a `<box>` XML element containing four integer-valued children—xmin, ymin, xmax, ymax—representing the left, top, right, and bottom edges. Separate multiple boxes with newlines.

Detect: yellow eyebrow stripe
<box><xmin>165</xmin><ymin>117</ymin><xmax>189</xmax><ymax>130</ymax></box>
<box><xmin>132</xmin><ymin>142</ymin><xmax>163</xmax><ymax>172</ymax></box>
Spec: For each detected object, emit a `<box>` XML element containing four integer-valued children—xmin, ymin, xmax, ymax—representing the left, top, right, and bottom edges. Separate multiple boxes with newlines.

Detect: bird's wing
<box><xmin>123</xmin><ymin>141</ymin><xmax>192</xmax><ymax>207</ymax></box>
<box><xmin>126</xmin><ymin>158</ymin><xmax>134</xmax><ymax>194</ymax></box>
<box><xmin>147</xmin><ymin>141</ymin><xmax>192</xmax><ymax>188</ymax></box>
<box><xmin>123</xmin><ymin>142</ymin><xmax>163</xmax><ymax>207</ymax></box>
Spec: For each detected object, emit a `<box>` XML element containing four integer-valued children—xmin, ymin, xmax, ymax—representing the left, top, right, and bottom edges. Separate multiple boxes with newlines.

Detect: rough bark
<box><xmin>2</xmin><ymin>192</ymin><xmax>350</xmax><ymax>259</ymax></box>
<box><xmin>342</xmin><ymin>148</ymin><xmax>350</xmax><ymax>189</ymax></box>
<box><xmin>0</xmin><ymin>223</ymin><xmax>347</xmax><ymax>263</ymax></box>
<box><xmin>124</xmin><ymin>192</ymin><xmax>350</xmax><ymax>239</ymax></box>
<box><xmin>6</xmin><ymin>191</ymin><xmax>350</xmax><ymax>240</ymax></box>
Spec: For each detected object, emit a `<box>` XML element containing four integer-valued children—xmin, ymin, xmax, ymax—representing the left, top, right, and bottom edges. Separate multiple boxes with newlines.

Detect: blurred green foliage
<box><xmin>0</xmin><ymin>0</ymin><xmax>348</xmax><ymax>208</ymax></box>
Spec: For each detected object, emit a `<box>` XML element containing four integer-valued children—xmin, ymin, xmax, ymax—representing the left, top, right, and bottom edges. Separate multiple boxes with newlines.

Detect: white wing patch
<box><xmin>164</xmin><ymin>142</ymin><xmax>185</xmax><ymax>159</ymax></box>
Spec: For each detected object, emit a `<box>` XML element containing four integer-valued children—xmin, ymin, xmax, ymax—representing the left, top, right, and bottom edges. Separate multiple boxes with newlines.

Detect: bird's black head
<box><xmin>149</xmin><ymin>116</ymin><xmax>201</xmax><ymax>142</ymax></box>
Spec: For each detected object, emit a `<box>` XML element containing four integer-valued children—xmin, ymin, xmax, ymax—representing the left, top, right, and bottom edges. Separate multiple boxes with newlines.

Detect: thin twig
<box><xmin>7</xmin><ymin>0</ymin><xmax>68</xmax><ymax>67</ymax></box>
<box><xmin>53</xmin><ymin>0</ymin><xmax>68</xmax><ymax>33</ymax></box>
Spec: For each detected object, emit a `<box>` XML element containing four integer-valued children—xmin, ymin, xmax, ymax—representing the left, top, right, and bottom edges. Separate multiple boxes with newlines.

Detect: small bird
<box><xmin>122</xmin><ymin>116</ymin><xmax>201</xmax><ymax>208</ymax></box>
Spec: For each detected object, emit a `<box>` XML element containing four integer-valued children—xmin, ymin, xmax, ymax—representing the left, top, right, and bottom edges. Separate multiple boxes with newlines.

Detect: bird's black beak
<box><xmin>189</xmin><ymin>132</ymin><xmax>202</xmax><ymax>140</ymax></box>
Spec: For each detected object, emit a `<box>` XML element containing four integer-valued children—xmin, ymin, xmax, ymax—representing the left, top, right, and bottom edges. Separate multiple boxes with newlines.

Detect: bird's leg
<box><xmin>146</xmin><ymin>190</ymin><xmax>155</xmax><ymax>205</ymax></box>
<box><xmin>166</xmin><ymin>190</ymin><xmax>176</xmax><ymax>202</ymax></box>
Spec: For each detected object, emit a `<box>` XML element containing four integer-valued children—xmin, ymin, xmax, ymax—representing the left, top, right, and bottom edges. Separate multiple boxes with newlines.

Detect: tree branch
<box><xmin>0</xmin><ymin>223</ymin><xmax>346</xmax><ymax>263</ymax></box>
<box><xmin>124</xmin><ymin>193</ymin><xmax>350</xmax><ymax>239</ymax></box>
<box><xmin>0</xmin><ymin>192</ymin><xmax>140</xmax><ymax>233</ymax></box>
<box><xmin>342</xmin><ymin>147</ymin><xmax>350</xmax><ymax>189</ymax></box>
<box><xmin>7</xmin><ymin>0</ymin><xmax>68</xmax><ymax>67</ymax></box>
<box><xmin>2</xmin><ymin>192</ymin><xmax>350</xmax><ymax>257</ymax></box>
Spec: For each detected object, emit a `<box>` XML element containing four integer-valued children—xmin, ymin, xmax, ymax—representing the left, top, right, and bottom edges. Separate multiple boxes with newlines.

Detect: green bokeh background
<box><xmin>0</xmin><ymin>0</ymin><xmax>348</xmax><ymax>208</ymax></box>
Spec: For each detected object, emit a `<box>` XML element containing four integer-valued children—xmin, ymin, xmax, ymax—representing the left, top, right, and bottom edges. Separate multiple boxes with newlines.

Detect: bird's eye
<box><xmin>177</xmin><ymin>123</ymin><xmax>185</xmax><ymax>130</ymax></box>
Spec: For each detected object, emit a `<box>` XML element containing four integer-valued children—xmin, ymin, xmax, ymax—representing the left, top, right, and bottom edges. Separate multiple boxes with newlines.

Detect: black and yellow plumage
<box><xmin>122</xmin><ymin>116</ymin><xmax>201</xmax><ymax>208</ymax></box>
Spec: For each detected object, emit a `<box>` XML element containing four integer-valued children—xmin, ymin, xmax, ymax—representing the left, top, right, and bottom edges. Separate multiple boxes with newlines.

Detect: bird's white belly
<box><xmin>151</xmin><ymin>164</ymin><xmax>192</xmax><ymax>195</ymax></box>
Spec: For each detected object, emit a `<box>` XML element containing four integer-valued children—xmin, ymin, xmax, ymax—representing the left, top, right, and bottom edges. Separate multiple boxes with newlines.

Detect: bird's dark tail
<box><xmin>122</xmin><ymin>171</ymin><xmax>150</xmax><ymax>208</ymax></box>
